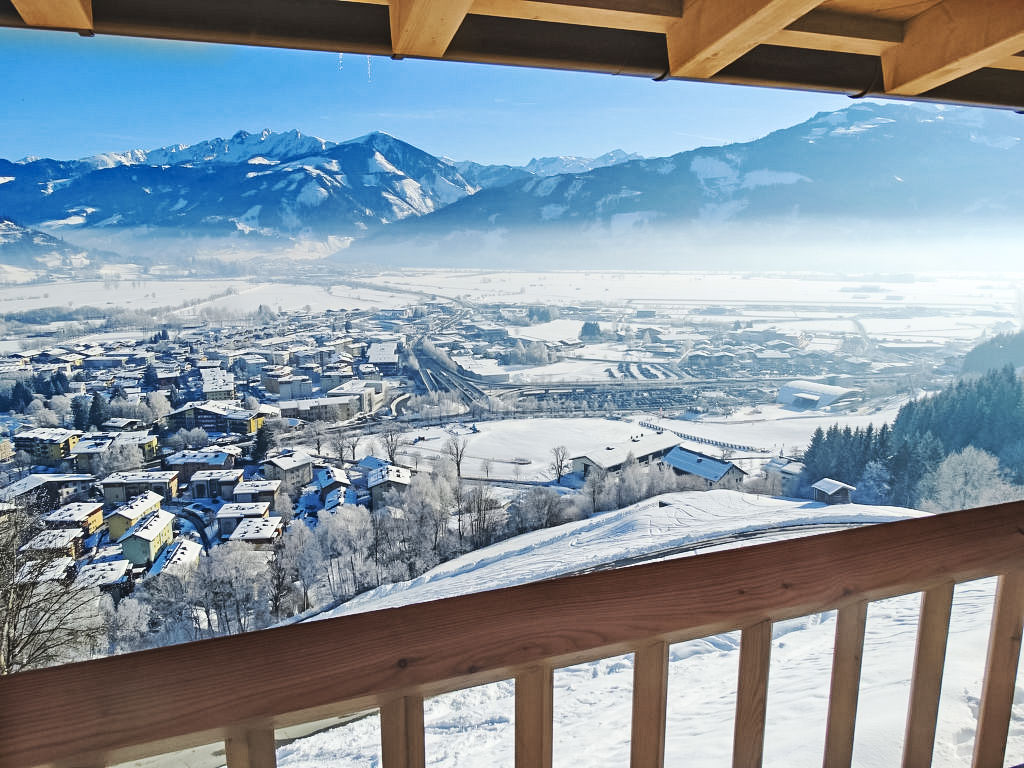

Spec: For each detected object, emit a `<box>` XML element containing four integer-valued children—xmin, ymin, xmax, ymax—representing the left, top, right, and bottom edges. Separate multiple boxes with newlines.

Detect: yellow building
<box><xmin>42</xmin><ymin>502</ymin><xmax>105</xmax><ymax>536</ymax></box>
<box><xmin>118</xmin><ymin>510</ymin><xmax>175</xmax><ymax>566</ymax></box>
<box><xmin>106</xmin><ymin>491</ymin><xmax>163</xmax><ymax>541</ymax></box>
<box><xmin>12</xmin><ymin>428</ymin><xmax>82</xmax><ymax>466</ymax></box>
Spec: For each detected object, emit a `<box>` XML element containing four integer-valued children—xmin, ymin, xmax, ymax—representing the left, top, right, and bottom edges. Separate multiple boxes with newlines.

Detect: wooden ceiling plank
<box><xmin>389</xmin><ymin>0</ymin><xmax>475</xmax><ymax>57</ymax></box>
<box><xmin>667</xmin><ymin>0</ymin><xmax>823</xmax><ymax>78</ymax></box>
<box><xmin>991</xmin><ymin>54</ymin><xmax>1024</xmax><ymax>73</ymax></box>
<box><xmin>10</xmin><ymin>0</ymin><xmax>91</xmax><ymax>29</ymax></box>
<box><xmin>768</xmin><ymin>8</ymin><xmax>902</xmax><ymax>55</ymax></box>
<box><xmin>882</xmin><ymin>0</ymin><xmax>1024</xmax><ymax>95</ymax></box>
<box><xmin>469</xmin><ymin>0</ymin><xmax>673</xmax><ymax>34</ymax></box>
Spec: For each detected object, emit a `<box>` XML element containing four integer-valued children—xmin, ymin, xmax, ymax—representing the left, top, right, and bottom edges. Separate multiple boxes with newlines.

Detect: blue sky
<box><xmin>1</xmin><ymin>28</ymin><xmax>856</xmax><ymax>164</ymax></box>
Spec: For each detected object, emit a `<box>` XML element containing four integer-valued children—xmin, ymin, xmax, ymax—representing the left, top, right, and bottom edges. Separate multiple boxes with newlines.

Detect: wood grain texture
<box><xmin>881</xmin><ymin>0</ymin><xmax>1024</xmax><ymax>94</ymax></box>
<box><xmin>769</xmin><ymin>8</ymin><xmax>902</xmax><ymax>55</ymax></box>
<box><xmin>225</xmin><ymin>727</ymin><xmax>278</xmax><ymax>768</ymax></box>
<box><xmin>10</xmin><ymin>0</ymin><xmax>91</xmax><ymax>29</ymax></box>
<box><xmin>389</xmin><ymin>0</ymin><xmax>474</xmax><ymax>56</ymax></box>
<box><xmin>823</xmin><ymin>601</ymin><xmax>868</xmax><ymax>768</ymax></box>
<box><xmin>630</xmin><ymin>640</ymin><xmax>669</xmax><ymax>768</ymax></box>
<box><xmin>733</xmin><ymin>621</ymin><xmax>772</xmax><ymax>768</ymax></box>
<box><xmin>380</xmin><ymin>695</ymin><xmax>425</xmax><ymax>768</ymax></box>
<box><xmin>667</xmin><ymin>0</ymin><xmax>822</xmax><ymax>77</ymax></box>
<box><xmin>972</xmin><ymin>571</ymin><xmax>1024</xmax><ymax>768</ymax></box>
<box><xmin>3</xmin><ymin>501</ymin><xmax>1024</xmax><ymax>768</ymax></box>
<box><xmin>516</xmin><ymin>665</ymin><xmax>554</xmax><ymax>768</ymax></box>
<box><xmin>902</xmin><ymin>583</ymin><xmax>954</xmax><ymax>768</ymax></box>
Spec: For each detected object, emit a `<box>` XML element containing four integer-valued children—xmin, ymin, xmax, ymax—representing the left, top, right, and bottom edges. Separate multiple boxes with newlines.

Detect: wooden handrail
<box><xmin>2</xmin><ymin>500</ymin><xmax>1024</xmax><ymax>768</ymax></box>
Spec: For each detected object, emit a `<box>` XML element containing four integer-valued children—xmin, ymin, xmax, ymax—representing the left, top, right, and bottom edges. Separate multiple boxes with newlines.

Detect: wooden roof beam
<box><xmin>882</xmin><ymin>0</ymin><xmax>1024</xmax><ymax>95</ymax></box>
<box><xmin>667</xmin><ymin>0</ymin><xmax>822</xmax><ymax>79</ymax></box>
<box><xmin>390</xmin><ymin>0</ymin><xmax>474</xmax><ymax>57</ymax></box>
<box><xmin>10</xmin><ymin>0</ymin><xmax>91</xmax><ymax>30</ymax></box>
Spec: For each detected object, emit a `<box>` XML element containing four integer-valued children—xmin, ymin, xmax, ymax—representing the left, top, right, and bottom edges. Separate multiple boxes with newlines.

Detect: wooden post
<box><xmin>225</xmin><ymin>726</ymin><xmax>277</xmax><ymax>768</ymax></box>
<box><xmin>380</xmin><ymin>695</ymin><xmax>425</xmax><ymax>768</ymax></box>
<box><xmin>823</xmin><ymin>601</ymin><xmax>868</xmax><ymax>768</ymax></box>
<box><xmin>733</xmin><ymin>621</ymin><xmax>772</xmax><ymax>768</ymax></box>
<box><xmin>631</xmin><ymin>640</ymin><xmax>669</xmax><ymax>768</ymax></box>
<box><xmin>516</xmin><ymin>665</ymin><xmax>554</xmax><ymax>768</ymax></box>
<box><xmin>902</xmin><ymin>583</ymin><xmax>954</xmax><ymax>768</ymax></box>
<box><xmin>972</xmin><ymin>571</ymin><xmax>1024</xmax><ymax>768</ymax></box>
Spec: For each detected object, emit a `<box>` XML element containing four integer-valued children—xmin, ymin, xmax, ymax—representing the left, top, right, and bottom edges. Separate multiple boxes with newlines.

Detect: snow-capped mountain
<box><xmin>0</xmin><ymin>130</ymin><xmax>478</xmax><ymax>238</ymax></box>
<box><xmin>0</xmin><ymin>217</ymin><xmax>111</xmax><ymax>272</ymax></box>
<box><xmin>364</xmin><ymin>103</ymin><xmax>1022</xmax><ymax>248</ymax></box>
<box><xmin>524</xmin><ymin>149</ymin><xmax>643</xmax><ymax>177</ymax></box>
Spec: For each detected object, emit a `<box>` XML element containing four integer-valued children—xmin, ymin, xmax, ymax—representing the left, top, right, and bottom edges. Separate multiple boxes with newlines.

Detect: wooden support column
<box><xmin>225</xmin><ymin>726</ymin><xmax>277</xmax><ymax>768</ymax></box>
<box><xmin>882</xmin><ymin>0</ymin><xmax>1024</xmax><ymax>95</ymax></box>
<box><xmin>733</xmin><ymin>621</ymin><xmax>772</xmax><ymax>768</ymax></box>
<box><xmin>380</xmin><ymin>695</ymin><xmax>426</xmax><ymax>768</ymax></box>
<box><xmin>823</xmin><ymin>601</ymin><xmax>868</xmax><ymax>768</ymax></box>
<box><xmin>631</xmin><ymin>640</ymin><xmax>669</xmax><ymax>768</ymax></box>
<box><xmin>667</xmin><ymin>0</ymin><xmax>821</xmax><ymax>78</ymax></box>
<box><xmin>10</xmin><ymin>0</ymin><xmax>91</xmax><ymax>29</ymax></box>
<box><xmin>972</xmin><ymin>571</ymin><xmax>1024</xmax><ymax>768</ymax></box>
<box><xmin>516</xmin><ymin>664</ymin><xmax>554</xmax><ymax>768</ymax></box>
<box><xmin>389</xmin><ymin>0</ymin><xmax>473</xmax><ymax>57</ymax></box>
<box><xmin>902</xmin><ymin>583</ymin><xmax>954</xmax><ymax>768</ymax></box>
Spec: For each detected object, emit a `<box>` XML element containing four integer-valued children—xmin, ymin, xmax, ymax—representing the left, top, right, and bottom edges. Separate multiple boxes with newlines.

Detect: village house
<box><xmin>101</xmin><ymin>470</ymin><xmax>179</xmax><ymax>505</ymax></box>
<box><xmin>13</xmin><ymin>427</ymin><xmax>82</xmax><ymax>465</ymax></box>
<box><xmin>277</xmin><ymin>395</ymin><xmax>361</xmax><ymax>422</ymax></box>
<box><xmin>0</xmin><ymin>474</ymin><xmax>94</xmax><ymax>508</ymax></box>
<box><xmin>42</xmin><ymin>501</ymin><xmax>105</xmax><ymax>536</ymax></box>
<box><xmin>663</xmin><ymin>447</ymin><xmax>746</xmax><ymax>490</ymax></box>
<box><xmin>189</xmin><ymin>468</ymin><xmax>245</xmax><ymax>500</ymax></box>
<box><xmin>571</xmin><ymin>432</ymin><xmax>680</xmax><ymax>478</ymax></box>
<box><xmin>118</xmin><ymin>509</ymin><xmax>175</xmax><ymax>567</ymax></box>
<box><xmin>233</xmin><ymin>479</ymin><xmax>283</xmax><ymax>507</ymax></box>
<box><xmin>261</xmin><ymin>451</ymin><xmax>315</xmax><ymax>488</ymax></box>
<box><xmin>763</xmin><ymin>457</ymin><xmax>806</xmax><ymax>497</ymax></box>
<box><xmin>215</xmin><ymin>502</ymin><xmax>270</xmax><ymax>539</ymax></box>
<box><xmin>106</xmin><ymin>491</ymin><xmax>163</xmax><ymax>541</ymax></box>
<box><xmin>75</xmin><ymin>559</ymin><xmax>134</xmax><ymax>601</ymax></box>
<box><xmin>167</xmin><ymin>401</ymin><xmax>264</xmax><ymax>435</ymax></box>
<box><xmin>200</xmin><ymin>368</ymin><xmax>236</xmax><ymax>400</ymax></box>
<box><xmin>228</xmin><ymin>516</ymin><xmax>284</xmax><ymax>547</ymax></box>
<box><xmin>0</xmin><ymin>438</ymin><xmax>14</xmax><ymax>463</ymax></box>
<box><xmin>164</xmin><ymin>447</ymin><xmax>237</xmax><ymax>483</ymax></box>
<box><xmin>368</xmin><ymin>464</ymin><xmax>412</xmax><ymax>510</ymax></box>
<box><xmin>154</xmin><ymin>538</ymin><xmax>204</xmax><ymax>580</ymax></box>
<box><xmin>70</xmin><ymin>432</ymin><xmax>160</xmax><ymax>474</ymax></box>
<box><xmin>19</xmin><ymin>527</ymin><xmax>85</xmax><ymax>560</ymax></box>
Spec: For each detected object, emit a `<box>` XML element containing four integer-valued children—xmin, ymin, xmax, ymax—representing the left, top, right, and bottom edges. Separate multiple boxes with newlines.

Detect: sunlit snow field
<box><xmin>273</xmin><ymin>492</ymin><xmax>1022</xmax><ymax>767</ymax></box>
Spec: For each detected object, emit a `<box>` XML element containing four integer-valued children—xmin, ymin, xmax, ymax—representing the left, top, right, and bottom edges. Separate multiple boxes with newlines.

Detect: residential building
<box><xmin>106</xmin><ymin>492</ymin><xmax>163</xmax><ymax>541</ymax></box>
<box><xmin>0</xmin><ymin>438</ymin><xmax>13</xmax><ymax>463</ymax></box>
<box><xmin>70</xmin><ymin>432</ymin><xmax>160</xmax><ymax>474</ymax></box>
<box><xmin>19</xmin><ymin>528</ymin><xmax>85</xmax><ymax>560</ymax></box>
<box><xmin>75</xmin><ymin>559</ymin><xmax>134</xmax><ymax>600</ymax></box>
<box><xmin>190</xmin><ymin>469</ymin><xmax>245</xmax><ymax>500</ymax></box>
<box><xmin>167</xmin><ymin>401</ymin><xmax>264</xmax><ymax>435</ymax></box>
<box><xmin>662</xmin><ymin>447</ymin><xmax>746</xmax><ymax>490</ymax></box>
<box><xmin>42</xmin><ymin>501</ymin><xmax>105</xmax><ymax>535</ymax></box>
<box><xmin>155</xmin><ymin>538</ymin><xmax>203</xmax><ymax>579</ymax></box>
<box><xmin>12</xmin><ymin>428</ymin><xmax>82</xmax><ymax>465</ymax></box>
<box><xmin>215</xmin><ymin>502</ymin><xmax>270</xmax><ymax>539</ymax></box>
<box><xmin>261</xmin><ymin>451</ymin><xmax>315</xmax><ymax>488</ymax></box>
<box><xmin>200</xmin><ymin>368</ymin><xmax>236</xmax><ymax>400</ymax></box>
<box><xmin>233</xmin><ymin>479</ymin><xmax>282</xmax><ymax>506</ymax></box>
<box><xmin>164</xmin><ymin>448</ymin><xmax>236</xmax><ymax>483</ymax></box>
<box><xmin>812</xmin><ymin>478</ymin><xmax>855</xmax><ymax>505</ymax></box>
<box><xmin>368</xmin><ymin>464</ymin><xmax>411</xmax><ymax>510</ymax></box>
<box><xmin>228</xmin><ymin>516</ymin><xmax>284</xmax><ymax>547</ymax></box>
<box><xmin>101</xmin><ymin>470</ymin><xmax>179</xmax><ymax>505</ymax></box>
<box><xmin>0</xmin><ymin>474</ymin><xmax>94</xmax><ymax>507</ymax></box>
<box><xmin>764</xmin><ymin>457</ymin><xmax>806</xmax><ymax>497</ymax></box>
<box><xmin>118</xmin><ymin>509</ymin><xmax>175</xmax><ymax>566</ymax></box>
<box><xmin>571</xmin><ymin>432</ymin><xmax>679</xmax><ymax>478</ymax></box>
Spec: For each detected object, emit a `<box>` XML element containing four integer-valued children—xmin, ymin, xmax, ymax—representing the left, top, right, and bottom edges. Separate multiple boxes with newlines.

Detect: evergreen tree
<box><xmin>71</xmin><ymin>396</ymin><xmax>90</xmax><ymax>431</ymax></box>
<box><xmin>853</xmin><ymin>461</ymin><xmax>892</xmax><ymax>506</ymax></box>
<box><xmin>142</xmin><ymin>364</ymin><xmax>160</xmax><ymax>390</ymax></box>
<box><xmin>11</xmin><ymin>381</ymin><xmax>33</xmax><ymax>412</ymax></box>
<box><xmin>251</xmin><ymin>426</ymin><xmax>272</xmax><ymax>461</ymax></box>
<box><xmin>88</xmin><ymin>393</ymin><xmax>109</xmax><ymax>429</ymax></box>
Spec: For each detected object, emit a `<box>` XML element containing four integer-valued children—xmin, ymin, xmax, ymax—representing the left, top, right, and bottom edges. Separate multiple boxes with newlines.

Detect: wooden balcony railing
<box><xmin>2</xmin><ymin>501</ymin><xmax>1023</xmax><ymax>768</ymax></box>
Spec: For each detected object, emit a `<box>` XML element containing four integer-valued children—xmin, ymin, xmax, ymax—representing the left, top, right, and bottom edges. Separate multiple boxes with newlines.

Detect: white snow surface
<box><xmin>280</xmin><ymin>492</ymin><xmax>1022</xmax><ymax>767</ymax></box>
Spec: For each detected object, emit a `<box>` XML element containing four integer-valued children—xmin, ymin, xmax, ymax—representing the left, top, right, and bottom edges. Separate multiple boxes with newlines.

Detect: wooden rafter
<box><xmin>882</xmin><ymin>0</ymin><xmax>1024</xmax><ymax>95</ymax></box>
<box><xmin>389</xmin><ymin>0</ymin><xmax>474</xmax><ymax>57</ymax></box>
<box><xmin>666</xmin><ymin>0</ymin><xmax>822</xmax><ymax>78</ymax></box>
<box><xmin>10</xmin><ymin>0</ymin><xmax>91</xmax><ymax>29</ymax></box>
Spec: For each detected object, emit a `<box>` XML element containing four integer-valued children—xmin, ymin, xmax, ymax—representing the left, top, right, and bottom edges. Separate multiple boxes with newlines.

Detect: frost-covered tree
<box><xmin>103</xmin><ymin>597</ymin><xmax>152</xmax><ymax>655</ymax></box>
<box><xmin>280</xmin><ymin>523</ymin><xmax>322</xmax><ymax>611</ymax></box>
<box><xmin>146</xmin><ymin>390</ymin><xmax>172</xmax><ymax>420</ymax></box>
<box><xmin>316</xmin><ymin>506</ymin><xmax>373</xmax><ymax>600</ymax></box>
<box><xmin>583</xmin><ymin>468</ymin><xmax>609</xmax><ymax>514</ymax></box>
<box><xmin>853</xmin><ymin>461</ymin><xmax>892</xmax><ymax>506</ymax></box>
<box><xmin>916</xmin><ymin>447</ymin><xmax>1021</xmax><ymax>513</ymax></box>
<box><xmin>95</xmin><ymin>443</ymin><xmax>145</xmax><ymax>478</ymax></box>
<box><xmin>550</xmin><ymin>445</ymin><xmax>571</xmax><ymax>484</ymax></box>
<box><xmin>376</xmin><ymin>424</ymin><xmax>407</xmax><ymax>464</ymax></box>
<box><xmin>445</xmin><ymin>436</ymin><xmax>468</xmax><ymax>479</ymax></box>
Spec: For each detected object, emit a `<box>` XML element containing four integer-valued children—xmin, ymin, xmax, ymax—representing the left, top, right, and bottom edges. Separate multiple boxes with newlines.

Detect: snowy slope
<box><xmin>281</xmin><ymin>491</ymin><xmax>1022</xmax><ymax>768</ymax></box>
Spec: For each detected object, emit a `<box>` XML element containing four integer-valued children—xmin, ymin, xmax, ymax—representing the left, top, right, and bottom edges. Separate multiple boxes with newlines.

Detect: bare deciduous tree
<box><xmin>376</xmin><ymin>424</ymin><xmax>407</xmax><ymax>464</ymax></box>
<box><xmin>550</xmin><ymin>445</ymin><xmax>571</xmax><ymax>484</ymax></box>
<box><xmin>445</xmin><ymin>436</ymin><xmax>468</xmax><ymax>478</ymax></box>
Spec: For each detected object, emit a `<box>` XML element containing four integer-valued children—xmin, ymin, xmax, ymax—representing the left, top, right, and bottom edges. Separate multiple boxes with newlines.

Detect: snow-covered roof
<box><xmin>101</xmin><ymin>470</ymin><xmax>178</xmax><ymax>485</ymax></box>
<box><xmin>20</xmin><ymin>528</ymin><xmax>82</xmax><ymax>552</ymax></box>
<box><xmin>663</xmin><ymin>447</ymin><xmax>743</xmax><ymax>483</ymax></box>
<box><xmin>108</xmin><ymin>491</ymin><xmax>163</xmax><ymax>520</ymax></box>
<box><xmin>189</xmin><ymin>468</ymin><xmax>244</xmax><ymax>482</ymax></box>
<box><xmin>234</xmin><ymin>479</ymin><xmax>282</xmax><ymax>495</ymax></box>
<box><xmin>75</xmin><ymin>559</ymin><xmax>131</xmax><ymax>589</ymax></box>
<box><xmin>811</xmin><ymin>478</ymin><xmax>856</xmax><ymax>495</ymax></box>
<box><xmin>16</xmin><ymin>557</ymin><xmax>75</xmax><ymax>584</ymax></box>
<box><xmin>42</xmin><ymin>502</ymin><xmax>103</xmax><ymax>525</ymax></box>
<box><xmin>263</xmin><ymin>451</ymin><xmax>314</xmax><ymax>472</ymax></box>
<box><xmin>152</xmin><ymin>538</ymin><xmax>203</xmax><ymax>578</ymax></box>
<box><xmin>572</xmin><ymin>431</ymin><xmax>679</xmax><ymax>471</ymax></box>
<box><xmin>367</xmin><ymin>465</ymin><xmax>411</xmax><ymax>489</ymax></box>
<box><xmin>166</xmin><ymin>450</ymin><xmax>235</xmax><ymax>467</ymax></box>
<box><xmin>216</xmin><ymin>502</ymin><xmax>270</xmax><ymax>520</ymax></box>
<box><xmin>118</xmin><ymin>509</ymin><xmax>175</xmax><ymax>543</ymax></box>
<box><xmin>229</xmin><ymin>516</ymin><xmax>284</xmax><ymax>542</ymax></box>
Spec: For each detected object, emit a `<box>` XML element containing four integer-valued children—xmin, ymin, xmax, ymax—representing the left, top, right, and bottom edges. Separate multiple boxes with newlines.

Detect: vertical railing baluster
<box><xmin>225</xmin><ymin>726</ymin><xmax>278</xmax><ymax>768</ymax></box>
<box><xmin>972</xmin><ymin>571</ymin><xmax>1024</xmax><ymax>768</ymax></box>
<box><xmin>631</xmin><ymin>640</ymin><xmax>670</xmax><ymax>768</ymax></box>
<box><xmin>823</xmin><ymin>601</ymin><xmax>868</xmax><ymax>768</ymax></box>
<box><xmin>380</xmin><ymin>695</ymin><xmax>426</xmax><ymax>768</ymax></box>
<box><xmin>902</xmin><ymin>583</ymin><xmax>954</xmax><ymax>768</ymax></box>
<box><xmin>516</xmin><ymin>664</ymin><xmax>554</xmax><ymax>768</ymax></box>
<box><xmin>733</xmin><ymin>620</ymin><xmax>773</xmax><ymax>768</ymax></box>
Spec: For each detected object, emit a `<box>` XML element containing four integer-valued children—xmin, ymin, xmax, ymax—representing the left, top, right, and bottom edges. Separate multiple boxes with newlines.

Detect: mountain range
<box><xmin>0</xmin><ymin>102</ymin><xmax>1020</xmax><ymax>271</ymax></box>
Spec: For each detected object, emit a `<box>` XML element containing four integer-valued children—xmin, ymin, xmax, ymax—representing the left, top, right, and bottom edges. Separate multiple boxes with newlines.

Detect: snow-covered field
<box><xmin>275</xmin><ymin>492</ymin><xmax>1021</xmax><ymax>768</ymax></box>
<box><xmin>173</xmin><ymin>282</ymin><xmax>414</xmax><ymax>315</ymax></box>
